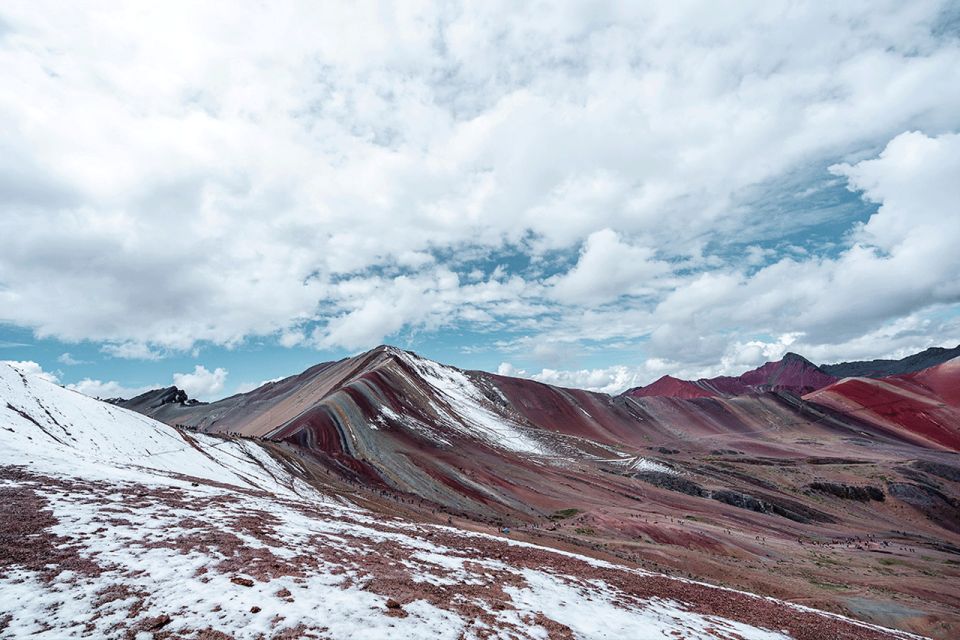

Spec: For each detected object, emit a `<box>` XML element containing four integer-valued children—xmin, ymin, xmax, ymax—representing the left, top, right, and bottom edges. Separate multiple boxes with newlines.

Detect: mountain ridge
<box><xmin>16</xmin><ymin>346</ymin><xmax>960</xmax><ymax>637</ymax></box>
<box><xmin>820</xmin><ymin>344</ymin><xmax>960</xmax><ymax>378</ymax></box>
<box><xmin>625</xmin><ymin>351</ymin><xmax>838</xmax><ymax>398</ymax></box>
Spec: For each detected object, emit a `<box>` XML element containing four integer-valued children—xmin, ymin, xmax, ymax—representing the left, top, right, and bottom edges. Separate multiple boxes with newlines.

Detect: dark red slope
<box><xmin>625</xmin><ymin>353</ymin><xmax>837</xmax><ymax>398</ymax></box>
<box><xmin>623</xmin><ymin>375</ymin><xmax>718</xmax><ymax>399</ymax></box>
<box><xmin>804</xmin><ymin>357</ymin><xmax>960</xmax><ymax>452</ymax></box>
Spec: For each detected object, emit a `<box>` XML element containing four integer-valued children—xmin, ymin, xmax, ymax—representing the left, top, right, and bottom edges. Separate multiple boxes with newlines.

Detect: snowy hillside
<box><xmin>0</xmin><ymin>363</ymin><xmax>918</xmax><ymax>639</ymax></box>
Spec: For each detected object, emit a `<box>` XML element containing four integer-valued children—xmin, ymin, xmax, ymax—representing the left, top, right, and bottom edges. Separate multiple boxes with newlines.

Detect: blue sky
<box><xmin>2</xmin><ymin>2</ymin><xmax>959</xmax><ymax>399</ymax></box>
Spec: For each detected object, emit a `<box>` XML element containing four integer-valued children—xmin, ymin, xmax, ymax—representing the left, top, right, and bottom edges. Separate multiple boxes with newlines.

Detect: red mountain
<box><xmin>621</xmin><ymin>374</ymin><xmax>717</xmax><ymax>399</ymax></box>
<box><xmin>625</xmin><ymin>352</ymin><xmax>837</xmax><ymax>398</ymax></box>
<box><xmin>804</xmin><ymin>356</ymin><xmax>960</xmax><ymax>451</ymax></box>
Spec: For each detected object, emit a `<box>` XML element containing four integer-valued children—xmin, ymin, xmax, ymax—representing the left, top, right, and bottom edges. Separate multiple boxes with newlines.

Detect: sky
<box><xmin>1</xmin><ymin>1</ymin><xmax>960</xmax><ymax>400</ymax></box>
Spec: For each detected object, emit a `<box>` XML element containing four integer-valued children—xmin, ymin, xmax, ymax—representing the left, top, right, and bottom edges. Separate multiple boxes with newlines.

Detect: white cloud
<box><xmin>66</xmin><ymin>379</ymin><xmax>153</xmax><ymax>400</ymax></box>
<box><xmin>172</xmin><ymin>365</ymin><xmax>228</xmax><ymax>400</ymax></box>
<box><xmin>654</xmin><ymin>131</ymin><xmax>960</xmax><ymax>347</ymax></box>
<box><xmin>549</xmin><ymin>229</ymin><xmax>668</xmax><ymax>304</ymax></box>
<box><xmin>233</xmin><ymin>376</ymin><xmax>284</xmax><ymax>395</ymax></box>
<box><xmin>67</xmin><ymin>364</ymin><xmax>233</xmax><ymax>402</ymax></box>
<box><xmin>496</xmin><ymin>362</ymin><xmax>524</xmax><ymax>377</ymax></box>
<box><xmin>2</xmin><ymin>360</ymin><xmax>59</xmax><ymax>383</ymax></box>
<box><xmin>57</xmin><ymin>352</ymin><xmax>84</xmax><ymax>365</ymax></box>
<box><xmin>0</xmin><ymin>2</ymin><xmax>957</xmax><ymax>372</ymax></box>
<box><xmin>100</xmin><ymin>342</ymin><xmax>163</xmax><ymax>361</ymax></box>
<box><xmin>530</xmin><ymin>365</ymin><xmax>648</xmax><ymax>395</ymax></box>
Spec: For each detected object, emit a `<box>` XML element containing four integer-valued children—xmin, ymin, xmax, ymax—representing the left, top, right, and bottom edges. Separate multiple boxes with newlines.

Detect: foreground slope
<box><xmin>2</xmin><ymin>362</ymin><xmax>923</xmax><ymax>640</ymax></box>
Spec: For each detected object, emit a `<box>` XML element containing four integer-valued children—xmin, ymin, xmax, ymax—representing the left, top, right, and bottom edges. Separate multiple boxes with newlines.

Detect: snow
<box><xmin>0</xmin><ymin>363</ymin><xmax>920</xmax><ymax>639</ymax></box>
<box><xmin>593</xmin><ymin>454</ymin><xmax>677</xmax><ymax>474</ymax></box>
<box><xmin>505</xmin><ymin>570</ymin><xmax>791</xmax><ymax>640</ymax></box>
<box><xmin>392</xmin><ymin>349</ymin><xmax>549</xmax><ymax>455</ymax></box>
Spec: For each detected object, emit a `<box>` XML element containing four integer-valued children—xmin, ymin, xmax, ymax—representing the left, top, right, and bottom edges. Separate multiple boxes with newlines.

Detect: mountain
<box><xmin>109</xmin><ymin>345</ymin><xmax>960</xmax><ymax>637</ymax></box>
<box><xmin>622</xmin><ymin>374</ymin><xmax>718</xmax><ymax>399</ymax></box>
<box><xmin>821</xmin><ymin>345</ymin><xmax>960</xmax><ymax>378</ymax></box>
<box><xmin>2</xmin><ymin>361</ymin><xmax>925</xmax><ymax>640</ymax></box>
<box><xmin>805</xmin><ymin>356</ymin><xmax>960</xmax><ymax>451</ymax></box>
<box><xmin>626</xmin><ymin>353</ymin><xmax>837</xmax><ymax>398</ymax></box>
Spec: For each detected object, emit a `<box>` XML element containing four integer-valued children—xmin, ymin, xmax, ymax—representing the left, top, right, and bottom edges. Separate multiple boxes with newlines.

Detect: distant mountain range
<box><xmin>626</xmin><ymin>345</ymin><xmax>960</xmax><ymax>399</ymax></box>
<box><xmin>625</xmin><ymin>352</ymin><xmax>837</xmax><ymax>398</ymax></box>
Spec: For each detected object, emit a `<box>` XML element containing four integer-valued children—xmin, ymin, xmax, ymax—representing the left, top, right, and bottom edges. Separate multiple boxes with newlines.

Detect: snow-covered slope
<box><xmin>0</xmin><ymin>363</ymin><xmax>918</xmax><ymax>639</ymax></box>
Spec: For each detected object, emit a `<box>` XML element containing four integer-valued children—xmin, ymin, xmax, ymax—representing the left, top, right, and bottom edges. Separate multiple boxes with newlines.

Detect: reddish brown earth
<box><xmin>806</xmin><ymin>357</ymin><xmax>960</xmax><ymax>451</ymax></box>
<box><xmin>116</xmin><ymin>346</ymin><xmax>960</xmax><ymax>638</ymax></box>
<box><xmin>624</xmin><ymin>375</ymin><xmax>719</xmax><ymax>399</ymax></box>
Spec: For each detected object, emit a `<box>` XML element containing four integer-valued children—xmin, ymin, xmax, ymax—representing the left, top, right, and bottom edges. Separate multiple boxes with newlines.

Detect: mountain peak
<box><xmin>780</xmin><ymin>352</ymin><xmax>816</xmax><ymax>365</ymax></box>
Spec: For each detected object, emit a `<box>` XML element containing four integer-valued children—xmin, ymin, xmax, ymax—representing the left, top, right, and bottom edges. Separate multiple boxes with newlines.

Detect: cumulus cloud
<box><xmin>100</xmin><ymin>342</ymin><xmax>164</xmax><ymax>361</ymax></box>
<box><xmin>0</xmin><ymin>2</ymin><xmax>958</xmax><ymax>377</ymax></box>
<box><xmin>530</xmin><ymin>365</ymin><xmax>649</xmax><ymax>395</ymax></box>
<box><xmin>233</xmin><ymin>376</ymin><xmax>284</xmax><ymax>395</ymax></box>
<box><xmin>66</xmin><ymin>364</ymin><xmax>231</xmax><ymax>402</ymax></box>
<box><xmin>497</xmin><ymin>362</ymin><xmax>522</xmax><ymax>377</ymax></box>
<box><xmin>57</xmin><ymin>352</ymin><xmax>84</xmax><ymax>366</ymax></box>
<box><xmin>653</xmin><ymin>131</ymin><xmax>960</xmax><ymax>348</ymax></box>
<box><xmin>172</xmin><ymin>365</ymin><xmax>228</xmax><ymax>400</ymax></box>
<box><xmin>549</xmin><ymin>229</ymin><xmax>668</xmax><ymax>304</ymax></box>
<box><xmin>2</xmin><ymin>360</ymin><xmax>59</xmax><ymax>383</ymax></box>
<box><xmin>66</xmin><ymin>379</ymin><xmax>153</xmax><ymax>400</ymax></box>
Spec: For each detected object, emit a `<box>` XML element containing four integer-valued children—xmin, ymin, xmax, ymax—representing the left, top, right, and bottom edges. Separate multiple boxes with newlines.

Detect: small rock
<box><xmin>385</xmin><ymin>598</ymin><xmax>402</xmax><ymax>610</ymax></box>
<box><xmin>250</xmin><ymin>606</ymin><xmax>261</xmax><ymax>613</ymax></box>
<box><xmin>145</xmin><ymin>614</ymin><xmax>171</xmax><ymax>630</ymax></box>
<box><xmin>231</xmin><ymin>576</ymin><xmax>254</xmax><ymax>587</ymax></box>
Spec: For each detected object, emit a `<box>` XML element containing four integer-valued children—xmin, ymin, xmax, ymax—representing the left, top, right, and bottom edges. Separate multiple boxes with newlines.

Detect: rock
<box><xmin>710</xmin><ymin>489</ymin><xmax>835</xmax><ymax>523</ymax></box>
<box><xmin>913</xmin><ymin>460</ymin><xmax>960</xmax><ymax>483</ymax></box>
<box><xmin>250</xmin><ymin>606</ymin><xmax>261</xmax><ymax>613</ymax></box>
<box><xmin>632</xmin><ymin>471</ymin><xmax>706</xmax><ymax>497</ymax></box>
<box><xmin>806</xmin><ymin>481</ymin><xmax>884</xmax><ymax>501</ymax></box>
<box><xmin>231</xmin><ymin>576</ymin><xmax>254</xmax><ymax>587</ymax></box>
<box><xmin>145</xmin><ymin>614</ymin><xmax>171</xmax><ymax>630</ymax></box>
<box><xmin>385</xmin><ymin>598</ymin><xmax>402</xmax><ymax>609</ymax></box>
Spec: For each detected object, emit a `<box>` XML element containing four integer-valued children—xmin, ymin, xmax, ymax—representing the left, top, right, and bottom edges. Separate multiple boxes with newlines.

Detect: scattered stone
<box><xmin>230</xmin><ymin>576</ymin><xmax>254</xmax><ymax>587</ymax></box>
<box><xmin>144</xmin><ymin>614</ymin><xmax>171</xmax><ymax>630</ymax></box>
<box><xmin>250</xmin><ymin>606</ymin><xmax>261</xmax><ymax>614</ymax></box>
<box><xmin>385</xmin><ymin>598</ymin><xmax>402</xmax><ymax>609</ymax></box>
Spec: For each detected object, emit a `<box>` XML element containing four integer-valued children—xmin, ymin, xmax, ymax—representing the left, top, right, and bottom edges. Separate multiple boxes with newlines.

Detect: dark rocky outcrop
<box><xmin>820</xmin><ymin>345</ymin><xmax>960</xmax><ymax>378</ymax></box>
<box><xmin>112</xmin><ymin>386</ymin><xmax>208</xmax><ymax>414</ymax></box>
<box><xmin>632</xmin><ymin>471</ymin><xmax>706</xmax><ymax>497</ymax></box>
<box><xmin>806</xmin><ymin>482</ymin><xmax>884</xmax><ymax>501</ymax></box>
<box><xmin>912</xmin><ymin>460</ymin><xmax>960</xmax><ymax>483</ymax></box>
<box><xmin>711</xmin><ymin>489</ymin><xmax>836</xmax><ymax>523</ymax></box>
<box><xmin>887</xmin><ymin>481</ymin><xmax>960</xmax><ymax>534</ymax></box>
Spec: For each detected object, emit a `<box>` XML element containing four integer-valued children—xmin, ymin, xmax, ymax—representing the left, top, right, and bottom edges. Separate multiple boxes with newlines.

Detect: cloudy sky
<box><xmin>2</xmin><ymin>1</ymin><xmax>959</xmax><ymax>400</ymax></box>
